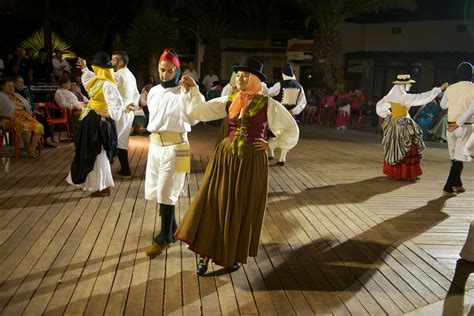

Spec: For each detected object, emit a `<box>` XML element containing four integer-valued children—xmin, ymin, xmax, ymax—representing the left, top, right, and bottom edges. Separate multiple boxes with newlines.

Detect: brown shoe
<box><xmin>442</xmin><ymin>191</ymin><xmax>457</xmax><ymax>197</ymax></box>
<box><xmin>90</xmin><ymin>187</ymin><xmax>111</xmax><ymax>197</ymax></box>
<box><xmin>453</xmin><ymin>186</ymin><xmax>466</xmax><ymax>193</ymax></box>
<box><xmin>146</xmin><ymin>242</ymin><xmax>171</xmax><ymax>258</ymax></box>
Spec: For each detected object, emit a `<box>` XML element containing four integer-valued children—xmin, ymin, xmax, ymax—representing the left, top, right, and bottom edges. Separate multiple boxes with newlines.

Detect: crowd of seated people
<box><xmin>0</xmin><ymin>77</ymin><xmax>45</xmax><ymax>158</ymax></box>
<box><xmin>0</xmin><ymin>46</ymin><xmax>92</xmax><ymax>158</ymax></box>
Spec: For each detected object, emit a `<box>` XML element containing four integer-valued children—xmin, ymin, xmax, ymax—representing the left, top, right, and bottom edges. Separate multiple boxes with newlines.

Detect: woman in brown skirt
<box><xmin>177</xmin><ymin>57</ymin><xmax>299</xmax><ymax>275</ymax></box>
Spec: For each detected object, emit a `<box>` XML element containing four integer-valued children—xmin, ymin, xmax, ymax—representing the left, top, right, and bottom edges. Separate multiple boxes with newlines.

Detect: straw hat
<box><xmin>392</xmin><ymin>74</ymin><xmax>416</xmax><ymax>85</ymax></box>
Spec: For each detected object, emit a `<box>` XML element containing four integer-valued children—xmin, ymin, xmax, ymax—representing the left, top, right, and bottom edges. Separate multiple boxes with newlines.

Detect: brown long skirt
<box><xmin>175</xmin><ymin>137</ymin><xmax>268</xmax><ymax>267</ymax></box>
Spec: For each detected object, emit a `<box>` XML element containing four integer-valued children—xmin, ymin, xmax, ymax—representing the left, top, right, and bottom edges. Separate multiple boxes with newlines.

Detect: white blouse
<box><xmin>185</xmin><ymin>86</ymin><xmax>299</xmax><ymax>150</ymax></box>
<box><xmin>376</xmin><ymin>86</ymin><xmax>441</xmax><ymax>118</ymax></box>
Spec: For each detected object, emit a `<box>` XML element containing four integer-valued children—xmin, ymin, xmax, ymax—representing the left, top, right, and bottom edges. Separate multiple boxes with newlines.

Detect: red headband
<box><xmin>159</xmin><ymin>49</ymin><xmax>180</xmax><ymax>69</ymax></box>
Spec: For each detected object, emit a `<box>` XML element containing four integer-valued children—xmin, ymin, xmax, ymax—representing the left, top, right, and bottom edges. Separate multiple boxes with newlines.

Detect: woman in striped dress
<box><xmin>376</xmin><ymin>74</ymin><xmax>448</xmax><ymax>180</ymax></box>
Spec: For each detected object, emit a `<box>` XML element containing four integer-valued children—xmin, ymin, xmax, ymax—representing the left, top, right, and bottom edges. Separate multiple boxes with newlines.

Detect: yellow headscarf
<box><xmin>86</xmin><ymin>65</ymin><xmax>116</xmax><ymax>91</ymax></box>
<box><xmin>228</xmin><ymin>73</ymin><xmax>262</xmax><ymax>119</ymax></box>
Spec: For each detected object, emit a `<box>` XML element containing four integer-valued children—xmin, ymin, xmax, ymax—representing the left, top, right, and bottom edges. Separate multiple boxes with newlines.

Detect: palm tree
<box><xmin>177</xmin><ymin>0</ymin><xmax>231</xmax><ymax>77</ymax></box>
<box><xmin>297</xmin><ymin>0</ymin><xmax>417</xmax><ymax>97</ymax></box>
<box><xmin>124</xmin><ymin>9</ymin><xmax>180</xmax><ymax>80</ymax></box>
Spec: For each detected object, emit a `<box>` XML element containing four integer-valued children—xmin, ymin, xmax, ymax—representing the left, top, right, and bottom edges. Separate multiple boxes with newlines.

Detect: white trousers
<box><xmin>116</xmin><ymin>111</ymin><xmax>134</xmax><ymax>150</ymax></box>
<box><xmin>145</xmin><ymin>142</ymin><xmax>186</xmax><ymax>205</ymax></box>
<box><xmin>447</xmin><ymin>125</ymin><xmax>473</xmax><ymax>162</ymax></box>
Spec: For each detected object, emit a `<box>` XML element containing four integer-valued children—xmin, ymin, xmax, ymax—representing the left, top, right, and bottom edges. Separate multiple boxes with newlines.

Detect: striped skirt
<box><xmin>381</xmin><ymin>116</ymin><xmax>425</xmax><ymax>180</ymax></box>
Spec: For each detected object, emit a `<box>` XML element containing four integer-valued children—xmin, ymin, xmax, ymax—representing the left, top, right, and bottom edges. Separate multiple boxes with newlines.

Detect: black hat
<box><xmin>91</xmin><ymin>52</ymin><xmax>113</xmax><ymax>69</ymax></box>
<box><xmin>282</xmin><ymin>63</ymin><xmax>295</xmax><ymax>78</ymax></box>
<box><xmin>233</xmin><ymin>57</ymin><xmax>266</xmax><ymax>82</ymax></box>
<box><xmin>456</xmin><ymin>62</ymin><xmax>473</xmax><ymax>82</ymax></box>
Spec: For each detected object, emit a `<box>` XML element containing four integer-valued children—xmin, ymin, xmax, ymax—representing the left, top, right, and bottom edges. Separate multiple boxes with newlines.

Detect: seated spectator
<box><xmin>137</xmin><ymin>83</ymin><xmax>152</xmax><ymax>131</ymax></box>
<box><xmin>335</xmin><ymin>101</ymin><xmax>351</xmax><ymax>130</ymax></box>
<box><xmin>14</xmin><ymin>75</ymin><xmax>56</xmax><ymax>147</ymax></box>
<box><xmin>319</xmin><ymin>91</ymin><xmax>338</xmax><ymax>124</ymax></box>
<box><xmin>70</xmin><ymin>79</ymin><xmax>89</xmax><ymax>103</ymax></box>
<box><xmin>349</xmin><ymin>89</ymin><xmax>365</xmax><ymax>126</ymax></box>
<box><xmin>32</xmin><ymin>48</ymin><xmax>54</xmax><ymax>83</ymax></box>
<box><xmin>52</xmin><ymin>50</ymin><xmax>70</xmax><ymax>80</ymax></box>
<box><xmin>0</xmin><ymin>77</ymin><xmax>44</xmax><ymax>158</ymax></box>
<box><xmin>130</xmin><ymin>84</ymin><xmax>151</xmax><ymax>136</ymax></box>
<box><xmin>206</xmin><ymin>80</ymin><xmax>222</xmax><ymax>100</ymax></box>
<box><xmin>202</xmin><ymin>69</ymin><xmax>219</xmax><ymax>92</ymax></box>
<box><xmin>359</xmin><ymin>99</ymin><xmax>379</xmax><ymax>128</ymax></box>
<box><xmin>20</xmin><ymin>47</ymin><xmax>36</xmax><ymax>85</ymax></box>
<box><xmin>73</xmin><ymin>74</ymin><xmax>89</xmax><ymax>97</ymax></box>
<box><xmin>54</xmin><ymin>77</ymin><xmax>86</xmax><ymax>136</ymax></box>
<box><xmin>6</xmin><ymin>47</ymin><xmax>24</xmax><ymax>76</ymax></box>
<box><xmin>205</xmin><ymin>80</ymin><xmax>223</xmax><ymax>126</ymax></box>
<box><xmin>183</xmin><ymin>61</ymin><xmax>199</xmax><ymax>84</ymax></box>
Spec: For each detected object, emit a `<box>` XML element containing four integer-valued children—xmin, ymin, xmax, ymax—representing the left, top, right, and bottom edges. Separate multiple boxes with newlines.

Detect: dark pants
<box><xmin>117</xmin><ymin>148</ymin><xmax>131</xmax><ymax>175</ymax></box>
<box><xmin>443</xmin><ymin>160</ymin><xmax>464</xmax><ymax>192</ymax></box>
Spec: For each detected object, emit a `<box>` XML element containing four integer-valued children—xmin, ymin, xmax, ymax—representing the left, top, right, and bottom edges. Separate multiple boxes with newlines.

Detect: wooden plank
<box><xmin>0</xmin><ymin>126</ymin><xmax>472</xmax><ymax>315</ymax></box>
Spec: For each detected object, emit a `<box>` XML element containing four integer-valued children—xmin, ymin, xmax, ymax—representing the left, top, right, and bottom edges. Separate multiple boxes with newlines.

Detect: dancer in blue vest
<box><xmin>264</xmin><ymin>63</ymin><xmax>306</xmax><ymax>166</ymax></box>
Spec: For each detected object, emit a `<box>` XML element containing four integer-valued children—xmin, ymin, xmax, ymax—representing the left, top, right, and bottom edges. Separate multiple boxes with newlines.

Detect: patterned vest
<box><xmin>226</xmin><ymin>92</ymin><xmax>269</xmax><ymax>158</ymax></box>
<box><xmin>274</xmin><ymin>79</ymin><xmax>303</xmax><ymax>111</ymax></box>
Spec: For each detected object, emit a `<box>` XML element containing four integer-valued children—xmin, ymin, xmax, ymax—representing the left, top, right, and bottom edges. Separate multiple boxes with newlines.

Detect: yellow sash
<box><xmin>80</xmin><ymin>80</ymin><xmax>108</xmax><ymax>121</ymax></box>
<box><xmin>150</xmin><ymin>132</ymin><xmax>190</xmax><ymax>173</ymax></box>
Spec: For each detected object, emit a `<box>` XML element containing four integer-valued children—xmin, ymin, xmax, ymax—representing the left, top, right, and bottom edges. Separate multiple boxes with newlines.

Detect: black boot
<box><xmin>117</xmin><ymin>148</ymin><xmax>132</xmax><ymax>177</ymax></box>
<box><xmin>153</xmin><ymin>204</ymin><xmax>176</xmax><ymax>245</ymax></box>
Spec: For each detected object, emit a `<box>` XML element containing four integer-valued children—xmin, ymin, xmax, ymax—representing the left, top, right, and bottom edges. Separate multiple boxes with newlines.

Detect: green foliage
<box><xmin>125</xmin><ymin>9</ymin><xmax>179</xmax><ymax>62</ymax></box>
<box><xmin>19</xmin><ymin>28</ymin><xmax>76</xmax><ymax>59</ymax></box>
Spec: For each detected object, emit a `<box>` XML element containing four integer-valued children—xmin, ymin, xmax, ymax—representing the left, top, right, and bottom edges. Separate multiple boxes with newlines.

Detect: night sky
<box><xmin>0</xmin><ymin>0</ymin><xmax>472</xmax><ymax>57</ymax></box>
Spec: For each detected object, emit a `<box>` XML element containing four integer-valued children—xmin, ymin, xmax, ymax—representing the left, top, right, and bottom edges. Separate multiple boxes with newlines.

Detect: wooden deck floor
<box><xmin>0</xmin><ymin>124</ymin><xmax>472</xmax><ymax>315</ymax></box>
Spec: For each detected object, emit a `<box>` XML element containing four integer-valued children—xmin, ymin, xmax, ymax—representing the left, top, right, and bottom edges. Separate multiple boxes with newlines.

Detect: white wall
<box><xmin>341</xmin><ymin>20</ymin><xmax>474</xmax><ymax>53</ymax></box>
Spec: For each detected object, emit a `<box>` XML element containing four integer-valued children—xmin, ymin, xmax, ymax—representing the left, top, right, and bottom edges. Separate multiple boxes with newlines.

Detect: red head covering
<box><xmin>158</xmin><ymin>48</ymin><xmax>180</xmax><ymax>69</ymax></box>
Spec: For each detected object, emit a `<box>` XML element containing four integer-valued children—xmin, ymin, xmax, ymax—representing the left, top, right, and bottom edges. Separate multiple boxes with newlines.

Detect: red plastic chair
<box><xmin>0</xmin><ymin>118</ymin><xmax>20</xmax><ymax>159</ymax></box>
<box><xmin>38</xmin><ymin>102</ymin><xmax>71</xmax><ymax>142</ymax></box>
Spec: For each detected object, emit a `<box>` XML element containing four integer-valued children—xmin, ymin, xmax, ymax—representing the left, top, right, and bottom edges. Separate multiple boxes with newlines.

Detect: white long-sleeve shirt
<box><xmin>146</xmin><ymin>85</ymin><xmax>198</xmax><ymax>133</ymax></box>
<box><xmin>440</xmin><ymin>81</ymin><xmax>474</xmax><ymax>123</ymax></box>
<box><xmin>185</xmin><ymin>86</ymin><xmax>299</xmax><ymax>150</ymax></box>
<box><xmin>376</xmin><ymin>86</ymin><xmax>442</xmax><ymax>118</ymax></box>
<box><xmin>81</xmin><ymin>68</ymin><xmax>123</xmax><ymax>121</ymax></box>
<box><xmin>114</xmin><ymin>67</ymin><xmax>140</xmax><ymax>109</ymax></box>
<box><xmin>52</xmin><ymin>58</ymin><xmax>70</xmax><ymax>77</ymax></box>
<box><xmin>55</xmin><ymin>88</ymin><xmax>83</xmax><ymax>110</ymax></box>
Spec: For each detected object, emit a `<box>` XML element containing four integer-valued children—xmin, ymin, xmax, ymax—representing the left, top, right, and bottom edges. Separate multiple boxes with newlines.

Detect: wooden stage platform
<box><xmin>0</xmin><ymin>124</ymin><xmax>472</xmax><ymax>315</ymax></box>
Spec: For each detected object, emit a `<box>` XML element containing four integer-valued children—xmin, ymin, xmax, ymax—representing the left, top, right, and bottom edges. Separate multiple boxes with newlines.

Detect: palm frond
<box><xmin>19</xmin><ymin>28</ymin><xmax>76</xmax><ymax>59</ymax></box>
<box><xmin>125</xmin><ymin>10</ymin><xmax>179</xmax><ymax>61</ymax></box>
